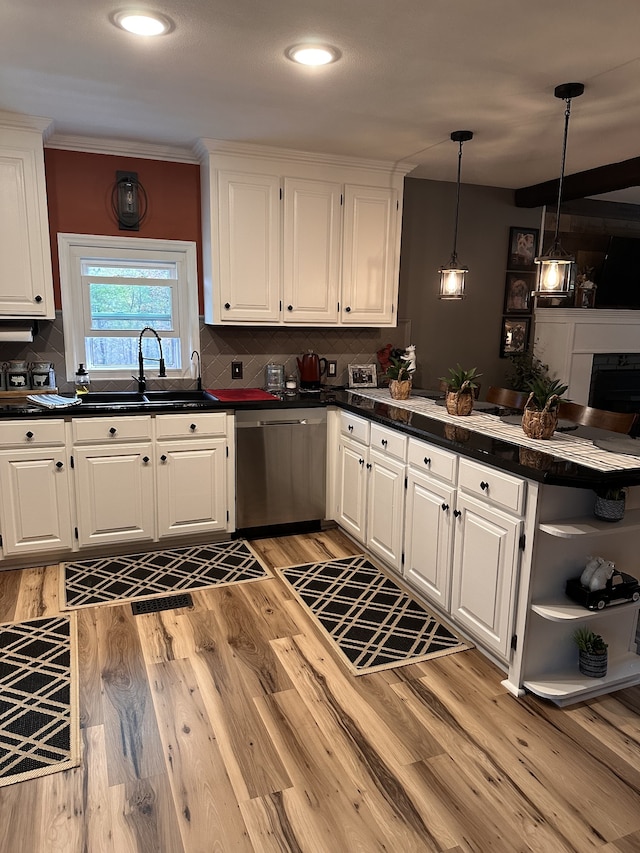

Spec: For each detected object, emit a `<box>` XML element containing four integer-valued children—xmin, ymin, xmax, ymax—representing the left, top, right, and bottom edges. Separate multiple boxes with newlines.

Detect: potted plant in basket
<box><xmin>593</xmin><ymin>486</ymin><xmax>626</xmax><ymax>523</ymax></box>
<box><xmin>521</xmin><ymin>376</ymin><xmax>568</xmax><ymax>439</ymax></box>
<box><xmin>440</xmin><ymin>364</ymin><xmax>482</xmax><ymax>416</ymax></box>
<box><xmin>386</xmin><ymin>357</ymin><xmax>413</xmax><ymax>400</ymax></box>
<box><xmin>573</xmin><ymin>627</ymin><xmax>608</xmax><ymax>678</ymax></box>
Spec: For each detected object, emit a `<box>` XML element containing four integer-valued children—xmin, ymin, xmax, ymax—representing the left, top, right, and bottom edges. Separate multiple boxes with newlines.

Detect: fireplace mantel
<box><xmin>533</xmin><ymin>308</ymin><xmax>640</xmax><ymax>404</ymax></box>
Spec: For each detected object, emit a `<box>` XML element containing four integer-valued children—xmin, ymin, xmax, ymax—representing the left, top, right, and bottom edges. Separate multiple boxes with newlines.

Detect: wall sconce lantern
<box><xmin>111</xmin><ymin>170</ymin><xmax>148</xmax><ymax>231</ymax></box>
<box><xmin>534</xmin><ymin>82</ymin><xmax>584</xmax><ymax>297</ymax></box>
<box><xmin>439</xmin><ymin>130</ymin><xmax>473</xmax><ymax>300</ymax></box>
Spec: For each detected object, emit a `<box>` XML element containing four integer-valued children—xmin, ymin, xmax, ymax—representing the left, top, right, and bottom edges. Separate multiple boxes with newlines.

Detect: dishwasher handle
<box><xmin>258</xmin><ymin>418</ymin><xmax>307</xmax><ymax>426</ymax></box>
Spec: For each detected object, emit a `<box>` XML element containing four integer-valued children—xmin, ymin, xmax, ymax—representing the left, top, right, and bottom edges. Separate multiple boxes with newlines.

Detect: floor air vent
<box><xmin>131</xmin><ymin>593</ymin><xmax>194</xmax><ymax>615</ymax></box>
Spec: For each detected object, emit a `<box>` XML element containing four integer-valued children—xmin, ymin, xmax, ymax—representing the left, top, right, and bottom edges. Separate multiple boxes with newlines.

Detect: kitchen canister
<box><xmin>6</xmin><ymin>360</ymin><xmax>30</xmax><ymax>390</ymax></box>
<box><xmin>30</xmin><ymin>361</ymin><xmax>55</xmax><ymax>390</ymax></box>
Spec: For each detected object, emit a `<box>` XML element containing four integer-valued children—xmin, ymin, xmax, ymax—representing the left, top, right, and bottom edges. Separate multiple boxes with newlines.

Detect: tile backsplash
<box><xmin>0</xmin><ymin>314</ymin><xmax>411</xmax><ymax>393</ymax></box>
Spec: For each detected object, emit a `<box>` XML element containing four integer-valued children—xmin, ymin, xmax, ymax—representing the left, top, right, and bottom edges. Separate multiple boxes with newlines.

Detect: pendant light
<box><xmin>534</xmin><ymin>82</ymin><xmax>584</xmax><ymax>297</ymax></box>
<box><xmin>439</xmin><ymin>130</ymin><xmax>473</xmax><ymax>300</ymax></box>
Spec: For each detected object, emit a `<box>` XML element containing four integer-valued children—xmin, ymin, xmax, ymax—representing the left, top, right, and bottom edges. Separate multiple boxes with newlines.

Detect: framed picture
<box><xmin>348</xmin><ymin>363</ymin><xmax>377</xmax><ymax>388</ymax></box>
<box><xmin>503</xmin><ymin>271</ymin><xmax>535</xmax><ymax>314</ymax></box>
<box><xmin>499</xmin><ymin>316</ymin><xmax>530</xmax><ymax>358</ymax></box>
<box><xmin>507</xmin><ymin>226</ymin><xmax>539</xmax><ymax>270</ymax></box>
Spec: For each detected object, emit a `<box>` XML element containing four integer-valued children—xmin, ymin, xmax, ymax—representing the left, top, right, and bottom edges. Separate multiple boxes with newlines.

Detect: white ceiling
<box><xmin>2</xmin><ymin>0</ymin><xmax>640</xmax><ymax>193</ymax></box>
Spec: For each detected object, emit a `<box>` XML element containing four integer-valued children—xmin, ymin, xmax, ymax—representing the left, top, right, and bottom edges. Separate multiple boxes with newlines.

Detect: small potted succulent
<box><xmin>593</xmin><ymin>486</ymin><xmax>626</xmax><ymax>523</ymax></box>
<box><xmin>573</xmin><ymin>627</ymin><xmax>608</xmax><ymax>678</ymax></box>
<box><xmin>440</xmin><ymin>364</ymin><xmax>482</xmax><ymax>416</ymax></box>
<box><xmin>386</xmin><ymin>357</ymin><xmax>413</xmax><ymax>400</ymax></box>
<box><xmin>521</xmin><ymin>376</ymin><xmax>568</xmax><ymax>439</ymax></box>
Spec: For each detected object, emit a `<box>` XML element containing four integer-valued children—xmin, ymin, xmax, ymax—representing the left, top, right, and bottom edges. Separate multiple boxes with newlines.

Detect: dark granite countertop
<box><xmin>1</xmin><ymin>386</ymin><xmax>638</xmax><ymax>489</ymax></box>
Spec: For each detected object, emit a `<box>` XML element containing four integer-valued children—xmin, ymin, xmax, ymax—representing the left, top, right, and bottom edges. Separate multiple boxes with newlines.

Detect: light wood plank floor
<box><xmin>0</xmin><ymin>528</ymin><xmax>639</xmax><ymax>852</ymax></box>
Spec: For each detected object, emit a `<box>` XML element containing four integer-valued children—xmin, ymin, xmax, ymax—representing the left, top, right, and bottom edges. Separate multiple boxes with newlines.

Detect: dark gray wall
<box><xmin>398</xmin><ymin>177</ymin><xmax>542</xmax><ymax>392</ymax></box>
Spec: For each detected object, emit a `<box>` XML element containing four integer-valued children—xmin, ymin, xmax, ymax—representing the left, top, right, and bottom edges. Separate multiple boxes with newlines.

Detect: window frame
<box><xmin>58</xmin><ymin>233</ymin><xmax>199</xmax><ymax>382</ymax></box>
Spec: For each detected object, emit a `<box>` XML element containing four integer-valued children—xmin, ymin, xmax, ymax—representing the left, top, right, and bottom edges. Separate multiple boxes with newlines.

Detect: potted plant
<box><xmin>521</xmin><ymin>376</ymin><xmax>568</xmax><ymax>439</ymax></box>
<box><xmin>593</xmin><ymin>486</ymin><xmax>626</xmax><ymax>522</ymax></box>
<box><xmin>573</xmin><ymin>627</ymin><xmax>608</xmax><ymax>678</ymax></box>
<box><xmin>440</xmin><ymin>364</ymin><xmax>482</xmax><ymax>416</ymax></box>
<box><xmin>386</xmin><ymin>356</ymin><xmax>412</xmax><ymax>400</ymax></box>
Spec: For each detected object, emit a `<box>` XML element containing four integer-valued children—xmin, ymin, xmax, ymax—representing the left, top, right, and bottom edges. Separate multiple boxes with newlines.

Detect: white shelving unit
<box><xmin>512</xmin><ymin>484</ymin><xmax>640</xmax><ymax>706</ymax></box>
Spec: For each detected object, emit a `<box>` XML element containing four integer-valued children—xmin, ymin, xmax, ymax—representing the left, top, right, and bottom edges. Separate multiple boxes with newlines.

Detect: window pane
<box><xmin>83</xmin><ymin>264</ymin><xmax>174</xmax><ymax>279</ymax></box>
<box><xmin>89</xmin><ymin>283</ymin><xmax>173</xmax><ymax>330</ymax></box>
<box><xmin>86</xmin><ymin>336</ymin><xmax>181</xmax><ymax>371</ymax></box>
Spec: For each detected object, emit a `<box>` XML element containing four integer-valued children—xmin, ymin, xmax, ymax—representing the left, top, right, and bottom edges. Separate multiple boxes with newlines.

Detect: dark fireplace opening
<box><xmin>589</xmin><ymin>354</ymin><xmax>640</xmax><ymax>429</ymax></box>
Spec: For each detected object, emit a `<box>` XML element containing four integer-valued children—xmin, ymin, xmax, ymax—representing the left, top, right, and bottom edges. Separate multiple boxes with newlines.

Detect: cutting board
<box><xmin>206</xmin><ymin>388</ymin><xmax>279</xmax><ymax>402</ymax></box>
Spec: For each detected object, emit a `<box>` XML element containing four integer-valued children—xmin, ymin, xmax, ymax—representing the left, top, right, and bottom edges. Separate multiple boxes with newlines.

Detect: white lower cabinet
<box><xmin>156</xmin><ymin>439</ymin><xmax>227</xmax><ymax>538</ymax></box>
<box><xmin>335</xmin><ymin>413</ymin><xmax>406</xmax><ymax>572</ymax></box>
<box><xmin>404</xmin><ymin>469</ymin><xmax>455</xmax><ymax>610</ymax></box>
<box><xmin>450</xmin><ymin>493</ymin><xmax>522</xmax><ymax>660</ymax></box>
<box><xmin>0</xmin><ymin>419</ymin><xmax>73</xmax><ymax>556</ymax></box>
<box><xmin>74</xmin><ymin>443</ymin><xmax>155</xmax><ymax>547</ymax></box>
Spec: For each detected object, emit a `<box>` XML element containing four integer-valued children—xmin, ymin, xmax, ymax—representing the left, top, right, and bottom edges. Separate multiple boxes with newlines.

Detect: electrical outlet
<box><xmin>327</xmin><ymin>360</ymin><xmax>338</xmax><ymax>378</ymax></box>
<box><xmin>231</xmin><ymin>361</ymin><xmax>243</xmax><ymax>379</ymax></box>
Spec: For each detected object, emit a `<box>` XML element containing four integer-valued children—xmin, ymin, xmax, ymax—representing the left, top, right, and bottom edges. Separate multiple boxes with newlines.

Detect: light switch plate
<box><xmin>327</xmin><ymin>360</ymin><xmax>337</xmax><ymax>377</ymax></box>
<box><xmin>231</xmin><ymin>361</ymin><xmax>243</xmax><ymax>379</ymax></box>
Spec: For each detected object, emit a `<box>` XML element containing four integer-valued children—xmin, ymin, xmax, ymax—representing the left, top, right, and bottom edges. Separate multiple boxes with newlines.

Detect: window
<box><xmin>58</xmin><ymin>234</ymin><xmax>199</xmax><ymax>381</ymax></box>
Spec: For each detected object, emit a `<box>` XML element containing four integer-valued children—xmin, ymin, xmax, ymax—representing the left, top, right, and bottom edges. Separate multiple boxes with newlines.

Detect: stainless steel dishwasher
<box><xmin>235</xmin><ymin>408</ymin><xmax>327</xmax><ymax>530</ymax></box>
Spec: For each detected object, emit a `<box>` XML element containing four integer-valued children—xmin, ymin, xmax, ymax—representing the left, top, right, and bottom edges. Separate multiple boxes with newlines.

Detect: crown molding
<box><xmin>0</xmin><ymin>111</ymin><xmax>53</xmax><ymax>135</ymax></box>
<box><xmin>45</xmin><ymin>134</ymin><xmax>199</xmax><ymax>164</ymax></box>
<box><xmin>194</xmin><ymin>138</ymin><xmax>417</xmax><ymax>176</ymax></box>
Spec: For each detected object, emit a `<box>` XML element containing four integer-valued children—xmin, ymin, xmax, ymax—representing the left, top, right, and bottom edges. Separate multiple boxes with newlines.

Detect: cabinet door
<box><xmin>156</xmin><ymin>439</ymin><xmax>227</xmax><ymax>538</ymax></box>
<box><xmin>336</xmin><ymin>438</ymin><xmax>368</xmax><ymax>543</ymax></box>
<box><xmin>74</xmin><ymin>444</ymin><xmax>155</xmax><ymax>547</ymax></box>
<box><xmin>0</xmin><ymin>129</ymin><xmax>54</xmax><ymax>318</ymax></box>
<box><xmin>216</xmin><ymin>170</ymin><xmax>281</xmax><ymax>323</ymax></box>
<box><xmin>404</xmin><ymin>470</ymin><xmax>455</xmax><ymax>608</ymax></box>
<box><xmin>283</xmin><ymin>178</ymin><xmax>341</xmax><ymax>324</ymax></box>
<box><xmin>0</xmin><ymin>448</ymin><xmax>72</xmax><ymax>555</ymax></box>
<box><xmin>450</xmin><ymin>493</ymin><xmax>521</xmax><ymax>660</ymax></box>
<box><xmin>341</xmin><ymin>185</ymin><xmax>398</xmax><ymax>326</ymax></box>
<box><xmin>366</xmin><ymin>449</ymin><xmax>405</xmax><ymax>571</ymax></box>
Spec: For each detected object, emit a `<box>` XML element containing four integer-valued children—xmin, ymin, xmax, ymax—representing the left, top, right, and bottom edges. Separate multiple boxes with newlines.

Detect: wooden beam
<box><xmin>515</xmin><ymin>156</ymin><xmax>640</xmax><ymax>208</ymax></box>
<box><xmin>558</xmin><ymin>197</ymin><xmax>640</xmax><ymax>222</ymax></box>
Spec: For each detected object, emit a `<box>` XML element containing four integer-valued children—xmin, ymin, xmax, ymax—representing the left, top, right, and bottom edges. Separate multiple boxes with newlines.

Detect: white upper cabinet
<box><xmin>0</xmin><ymin>117</ymin><xmax>54</xmax><ymax>318</ymax></box>
<box><xmin>198</xmin><ymin>140</ymin><xmax>412</xmax><ymax>327</ymax></box>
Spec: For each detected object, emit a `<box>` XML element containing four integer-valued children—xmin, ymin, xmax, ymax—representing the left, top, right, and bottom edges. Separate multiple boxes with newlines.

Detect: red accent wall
<box><xmin>44</xmin><ymin>149</ymin><xmax>203</xmax><ymax>310</ymax></box>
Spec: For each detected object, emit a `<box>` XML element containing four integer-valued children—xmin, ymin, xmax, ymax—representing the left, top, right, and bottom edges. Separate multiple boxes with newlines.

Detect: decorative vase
<box><xmin>521</xmin><ymin>407</ymin><xmax>558</xmax><ymax>439</ymax></box>
<box><xmin>389</xmin><ymin>379</ymin><xmax>411</xmax><ymax>400</ymax></box>
<box><xmin>445</xmin><ymin>390</ymin><xmax>474</xmax><ymax>416</ymax></box>
<box><xmin>593</xmin><ymin>495</ymin><xmax>625</xmax><ymax>523</ymax></box>
<box><xmin>578</xmin><ymin>650</ymin><xmax>608</xmax><ymax>678</ymax></box>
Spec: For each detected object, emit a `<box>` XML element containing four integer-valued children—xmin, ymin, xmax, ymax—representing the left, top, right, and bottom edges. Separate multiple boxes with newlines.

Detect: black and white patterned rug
<box><xmin>62</xmin><ymin>540</ymin><xmax>270</xmax><ymax>609</ymax></box>
<box><xmin>280</xmin><ymin>555</ymin><xmax>471</xmax><ymax>674</ymax></box>
<box><xmin>0</xmin><ymin>615</ymin><xmax>80</xmax><ymax>786</ymax></box>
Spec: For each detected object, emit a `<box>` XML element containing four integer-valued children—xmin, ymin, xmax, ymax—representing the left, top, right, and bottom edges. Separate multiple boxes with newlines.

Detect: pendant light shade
<box><xmin>534</xmin><ymin>82</ymin><xmax>584</xmax><ymax>297</ymax></box>
<box><xmin>439</xmin><ymin>130</ymin><xmax>473</xmax><ymax>300</ymax></box>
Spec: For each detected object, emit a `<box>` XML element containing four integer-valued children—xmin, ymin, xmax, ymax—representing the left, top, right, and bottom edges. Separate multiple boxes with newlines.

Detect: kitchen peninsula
<box><xmin>0</xmin><ymin>387</ymin><xmax>639</xmax><ymax>707</ymax></box>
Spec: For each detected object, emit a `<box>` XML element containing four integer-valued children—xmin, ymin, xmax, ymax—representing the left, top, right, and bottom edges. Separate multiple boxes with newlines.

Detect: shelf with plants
<box><xmin>523</xmin><ymin>652</ymin><xmax>640</xmax><ymax>706</ymax></box>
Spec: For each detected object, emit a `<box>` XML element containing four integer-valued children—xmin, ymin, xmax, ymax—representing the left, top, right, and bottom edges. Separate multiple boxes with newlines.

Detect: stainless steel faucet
<box><xmin>134</xmin><ymin>326</ymin><xmax>166</xmax><ymax>393</ymax></box>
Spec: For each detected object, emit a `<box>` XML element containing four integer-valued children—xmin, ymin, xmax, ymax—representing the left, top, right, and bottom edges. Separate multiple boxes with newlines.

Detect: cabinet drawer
<box><xmin>155</xmin><ymin>412</ymin><xmax>227</xmax><ymax>439</ymax></box>
<box><xmin>370</xmin><ymin>423</ymin><xmax>406</xmax><ymax>461</ymax></box>
<box><xmin>408</xmin><ymin>437</ymin><xmax>457</xmax><ymax>484</ymax></box>
<box><xmin>340</xmin><ymin>411</ymin><xmax>370</xmax><ymax>444</ymax></box>
<box><xmin>458</xmin><ymin>458</ymin><xmax>525</xmax><ymax>515</ymax></box>
<box><xmin>0</xmin><ymin>419</ymin><xmax>66</xmax><ymax>447</ymax></box>
<box><xmin>72</xmin><ymin>416</ymin><xmax>152</xmax><ymax>444</ymax></box>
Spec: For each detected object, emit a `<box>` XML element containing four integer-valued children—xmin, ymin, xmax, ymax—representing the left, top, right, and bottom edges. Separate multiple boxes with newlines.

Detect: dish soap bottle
<box><xmin>74</xmin><ymin>363</ymin><xmax>90</xmax><ymax>395</ymax></box>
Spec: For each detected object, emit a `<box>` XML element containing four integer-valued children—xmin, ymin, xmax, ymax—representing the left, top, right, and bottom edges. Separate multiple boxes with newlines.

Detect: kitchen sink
<box><xmin>143</xmin><ymin>390</ymin><xmax>218</xmax><ymax>403</ymax></box>
<box><xmin>76</xmin><ymin>389</ymin><xmax>219</xmax><ymax>409</ymax></box>
<box><xmin>78</xmin><ymin>392</ymin><xmax>148</xmax><ymax>406</ymax></box>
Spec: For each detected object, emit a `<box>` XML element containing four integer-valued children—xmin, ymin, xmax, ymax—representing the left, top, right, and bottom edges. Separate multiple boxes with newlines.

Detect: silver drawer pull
<box><xmin>259</xmin><ymin>419</ymin><xmax>306</xmax><ymax>426</ymax></box>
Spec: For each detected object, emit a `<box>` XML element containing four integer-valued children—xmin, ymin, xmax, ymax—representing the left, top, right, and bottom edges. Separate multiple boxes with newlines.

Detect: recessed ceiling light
<box><xmin>285</xmin><ymin>44</ymin><xmax>341</xmax><ymax>66</ymax></box>
<box><xmin>112</xmin><ymin>10</ymin><xmax>174</xmax><ymax>36</ymax></box>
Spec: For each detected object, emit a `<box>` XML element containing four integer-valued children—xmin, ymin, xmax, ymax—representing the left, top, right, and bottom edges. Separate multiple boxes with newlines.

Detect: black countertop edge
<box><xmin>1</xmin><ymin>388</ymin><xmax>638</xmax><ymax>489</ymax></box>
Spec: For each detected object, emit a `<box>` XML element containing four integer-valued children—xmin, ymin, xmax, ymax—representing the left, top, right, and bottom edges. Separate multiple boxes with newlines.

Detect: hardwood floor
<box><xmin>0</xmin><ymin>528</ymin><xmax>639</xmax><ymax>852</ymax></box>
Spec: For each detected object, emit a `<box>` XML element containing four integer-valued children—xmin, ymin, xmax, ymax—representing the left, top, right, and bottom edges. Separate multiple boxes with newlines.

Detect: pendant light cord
<box><xmin>451</xmin><ymin>139</ymin><xmax>464</xmax><ymax>262</ymax></box>
<box><xmin>552</xmin><ymin>97</ymin><xmax>573</xmax><ymax>250</ymax></box>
